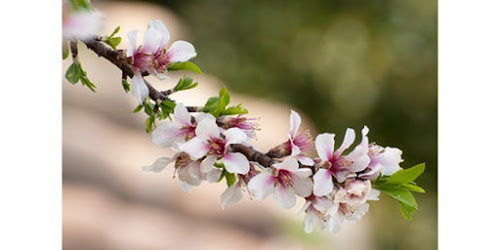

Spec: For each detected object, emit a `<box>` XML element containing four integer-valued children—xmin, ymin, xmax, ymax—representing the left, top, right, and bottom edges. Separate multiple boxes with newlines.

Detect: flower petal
<box><xmin>141</xmin><ymin>156</ymin><xmax>175</xmax><ymax>172</ymax></box>
<box><xmin>335</xmin><ymin>128</ymin><xmax>355</xmax><ymax>157</ymax></box>
<box><xmin>126</xmin><ymin>30</ymin><xmax>138</xmax><ymax>57</ymax></box>
<box><xmin>315</xmin><ymin>133</ymin><xmax>335</xmax><ymax>161</ymax></box>
<box><xmin>223</xmin><ymin>152</ymin><xmax>250</xmax><ymax>174</ymax></box>
<box><xmin>313</xmin><ymin>169</ymin><xmax>333</xmax><ymax>196</ymax></box>
<box><xmin>179</xmin><ymin>137</ymin><xmax>209</xmax><ymax>160</ymax></box>
<box><xmin>220</xmin><ymin>183</ymin><xmax>243</xmax><ymax>210</ymax></box>
<box><xmin>152</xmin><ymin>122</ymin><xmax>182</xmax><ymax>147</ymax></box>
<box><xmin>201</xmin><ymin>155</ymin><xmax>217</xmax><ymax>173</ymax></box>
<box><xmin>142</xmin><ymin>23</ymin><xmax>164</xmax><ymax>54</ymax></box>
<box><xmin>148</xmin><ymin>19</ymin><xmax>170</xmax><ymax>47</ymax></box>
<box><xmin>293</xmin><ymin>168</ymin><xmax>313</xmax><ymax>179</ymax></box>
<box><xmin>166</xmin><ymin>40</ymin><xmax>197</xmax><ymax>62</ymax></box>
<box><xmin>289</xmin><ymin>109</ymin><xmax>301</xmax><ymax>138</ymax></box>
<box><xmin>206</xmin><ymin>168</ymin><xmax>222</xmax><ymax>183</ymax></box>
<box><xmin>178</xmin><ymin>180</ymin><xmax>192</xmax><ymax>193</ymax></box>
<box><xmin>247</xmin><ymin>171</ymin><xmax>275</xmax><ymax>199</ymax></box>
<box><xmin>327</xmin><ymin>211</ymin><xmax>344</xmax><ymax>233</ymax></box>
<box><xmin>274</xmin><ymin>185</ymin><xmax>296</xmax><ymax>209</ymax></box>
<box><xmin>225</xmin><ymin>127</ymin><xmax>248</xmax><ymax>146</ymax></box>
<box><xmin>130</xmin><ymin>74</ymin><xmax>150</xmax><ymax>103</ymax></box>
<box><xmin>273</xmin><ymin>156</ymin><xmax>299</xmax><ymax>172</ymax></box>
<box><xmin>298</xmin><ymin>156</ymin><xmax>314</xmax><ymax>166</ymax></box>
<box><xmin>292</xmin><ymin>175</ymin><xmax>313</xmax><ymax>197</ymax></box>
<box><xmin>173</xmin><ymin>103</ymin><xmax>192</xmax><ymax>126</ymax></box>
<box><xmin>367</xmin><ymin>188</ymin><xmax>381</xmax><ymax>201</ymax></box>
<box><xmin>379</xmin><ymin>147</ymin><xmax>403</xmax><ymax>176</ymax></box>
<box><xmin>195</xmin><ymin>117</ymin><xmax>220</xmax><ymax>142</ymax></box>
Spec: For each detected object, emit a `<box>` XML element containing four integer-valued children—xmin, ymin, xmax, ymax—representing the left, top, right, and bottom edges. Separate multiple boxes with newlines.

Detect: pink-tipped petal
<box><xmin>130</xmin><ymin>74</ymin><xmax>150</xmax><ymax>103</ymax></box>
<box><xmin>313</xmin><ymin>169</ymin><xmax>333</xmax><ymax>196</ymax></box>
<box><xmin>141</xmin><ymin>157</ymin><xmax>175</xmax><ymax>172</ymax></box>
<box><xmin>248</xmin><ymin>171</ymin><xmax>275</xmax><ymax>199</ymax></box>
<box><xmin>298</xmin><ymin>156</ymin><xmax>315</xmax><ymax>166</ymax></box>
<box><xmin>179</xmin><ymin>137</ymin><xmax>209</xmax><ymax>160</ymax></box>
<box><xmin>195</xmin><ymin>118</ymin><xmax>220</xmax><ymax>142</ymax></box>
<box><xmin>289</xmin><ymin>110</ymin><xmax>301</xmax><ymax>138</ymax></box>
<box><xmin>173</xmin><ymin>103</ymin><xmax>192</xmax><ymax>126</ymax></box>
<box><xmin>201</xmin><ymin>155</ymin><xmax>217</xmax><ymax>173</ymax></box>
<box><xmin>223</xmin><ymin>153</ymin><xmax>250</xmax><ymax>174</ymax></box>
<box><xmin>220</xmin><ymin>183</ymin><xmax>243</xmax><ymax>210</ymax></box>
<box><xmin>315</xmin><ymin>133</ymin><xmax>335</xmax><ymax>161</ymax></box>
<box><xmin>273</xmin><ymin>157</ymin><xmax>299</xmax><ymax>172</ymax></box>
<box><xmin>292</xmin><ymin>176</ymin><xmax>313</xmax><ymax>197</ymax></box>
<box><xmin>126</xmin><ymin>30</ymin><xmax>138</xmax><ymax>57</ymax></box>
<box><xmin>290</xmin><ymin>141</ymin><xmax>301</xmax><ymax>156</ymax></box>
<box><xmin>225</xmin><ymin>128</ymin><xmax>248</xmax><ymax>146</ymax></box>
<box><xmin>335</xmin><ymin>128</ymin><xmax>355</xmax><ymax>157</ymax></box>
<box><xmin>152</xmin><ymin>122</ymin><xmax>182</xmax><ymax>147</ymax></box>
<box><xmin>167</xmin><ymin>40</ymin><xmax>197</xmax><ymax>62</ymax></box>
<box><xmin>274</xmin><ymin>185</ymin><xmax>296</xmax><ymax>209</ymax></box>
<box><xmin>148</xmin><ymin>19</ymin><xmax>170</xmax><ymax>46</ymax></box>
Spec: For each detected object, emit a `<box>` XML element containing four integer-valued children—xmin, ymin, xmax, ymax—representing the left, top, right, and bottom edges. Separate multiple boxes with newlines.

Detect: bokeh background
<box><xmin>63</xmin><ymin>0</ymin><xmax>437</xmax><ymax>249</ymax></box>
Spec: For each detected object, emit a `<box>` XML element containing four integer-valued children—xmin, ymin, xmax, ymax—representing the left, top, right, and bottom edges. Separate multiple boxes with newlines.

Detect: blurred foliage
<box><xmin>113</xmin><ymin>0</ymin><xmax>437</xmax><ymax>249</ymax></box>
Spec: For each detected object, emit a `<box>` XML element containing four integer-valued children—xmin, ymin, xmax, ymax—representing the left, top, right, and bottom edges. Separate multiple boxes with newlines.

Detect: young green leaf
<box><xmin>63</xmin><ymin>43</ymin><xmax>69</xmax><ymax>60</ymax></box>
<box><xmin>68</xmin><ymin>0</ymin><xmax>92</xmax><ymax>11</ymax></box>
<box><xmin>377</xmin><ymin>186</ymin><xmax>418</xmax><ymax>221</ymax></box>
<box><xmin>225</xmin><ymin>172</ymin><xmax>236</xmax><ymax>187</ymax></box>
<box><xmin>122</xmin><ymin>80</ymin><xmax>130</xmax><ymax>93</ymax></box>
<box><xmin>220</xmin><ymin>104</ymin><xmax>248</xmax><ymax>116</ymax></box>
<box><xmin>167</xmin><ymin>61</ymin><xmax>202</xmax><ymax>74</ymax></box>
<box><xmin>65</xmin><ymin>63</ymin><xmax>80</xmax><ymax>84</ymax></box>
<box><xmin>386</xmin><ymin>163</ymin><xmax>425</xmax><ymax>185</ymax></box>
<box><xmin>132</xmin><ymin>104</ymin><xmax>143</xmax><ymax>113</ymax></box>
<box><xmin>173</xmin><ymin>76</ymin><xmax>198</xmax><ymax>92</ymax></box>
<box><xmin>109</xmin><ymin>26</ymin><xmax>120</xmax><ymax>37</ymax></box>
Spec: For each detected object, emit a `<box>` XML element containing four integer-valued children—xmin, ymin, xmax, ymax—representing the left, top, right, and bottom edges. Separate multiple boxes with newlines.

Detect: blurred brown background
<box><xmin>63</xmin><ymin>1</ymin><xmax>437</xmax><ymax>249</ymax></box>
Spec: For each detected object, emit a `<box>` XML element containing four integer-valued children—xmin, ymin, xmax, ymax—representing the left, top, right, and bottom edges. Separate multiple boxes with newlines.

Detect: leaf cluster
<box><xmin>215</xmin><ymin>163</ymin><xmax>236</xmax><ymax>187</ymax></box>
<box><xmin>373</xmin><ymin>163</ymin><xmax>426</xmax><ymax>221</ymax></box>
<box><xmin>65</xmin><ymin>62</ymin><xmax>96</xmax><ymax>92</ymax></box>
<box><xmin>102</xmin><ymin>26</ymin><xmax>122</xmax><ymax>51</ymax></box>
<box><xmin>203</xmin><ymin>87</ymin><xmax>248</xmax><ymax>117</ymax></box>
<box><xmin>133</xmin><ymin>99</ymin><xmax>176</xmax><ymax>133</ymax></box>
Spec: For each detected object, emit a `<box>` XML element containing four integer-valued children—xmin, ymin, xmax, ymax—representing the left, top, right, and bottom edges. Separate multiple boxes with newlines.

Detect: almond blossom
<box><xmin>179</xmin><ymin>118</ymin><xmax>250</xmax><ymax>174</ymax></box>
<box><xmin>301</xmin><ymin>193</ymin><xmax>335</xmax><ymax>233</ymax></box>
<box><xmin>220</xmin><ymin>163</ymin><xmax>259</xmax><ymax>209</ymax></box>
<box><xmin>62</xmin><ymin>1</ymin><xmax>102</xmax><ymax>41</ymax></box>
<box><xmin>312</xmin><ymin>128</ymin><xmax>370</xmax><ymax>196</ymax></box>
<box><xmin>152</xmin><ymin>103</ymin><xmax>214</xmax><ymax>149</ymax></box>
<box><xmin>288</xmin><ymin>110</ymin><xmax>314</xmax><ymax>165</ymax></box>
<box><xmin>127</xmin><ymin>20</ymin><xmax>197</xmax><ymax>102</ymax></box>
<box><xmin>247</xmin><ymin>157</ymin><xmax>313</xmax><ymax>209</ymax></box>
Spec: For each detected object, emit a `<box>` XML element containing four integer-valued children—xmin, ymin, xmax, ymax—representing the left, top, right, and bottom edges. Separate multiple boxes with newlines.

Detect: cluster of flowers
<box><xmin>143</xmin><ymin>104</ymin><xmax>404</xmax><ymax>233</ymax></box>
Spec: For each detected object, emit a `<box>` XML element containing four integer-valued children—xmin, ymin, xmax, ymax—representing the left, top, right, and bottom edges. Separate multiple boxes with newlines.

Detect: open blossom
<box><xmin>141</xmin><ymin>152</ymin><xmax>221</xmax><ymax>192</ymax></box>
<box><xmin>127</xmin><ymin>19</ymin><xmax>197</xmax><ymax>102</ymax></box>
<box><xmin>218</xmin><ymin>115</ymin><xmax>259</xmax><ymax>139</ymax></box>
<box><xmin>179</xmin><ymin>118</ymin><xmax>250</xmax><ymax>174</ymax></box>
<box><xmin>152</xmin><ymin>103</ymin><xmax>214</xmax><ymax>149</ymax></box>
<box><xmin>301</xmin><ymin>194</ymin><xmax>334</xmax><ymax>233</ymax></box>
<box><xmin>289</xmin><ymin>110</ymin><xmax>314</xmax><ymax>165</ymax></box>
<box><xmin>220</xmin><ymin>163</ymin><xmax>260</xmax><ymax>209</ymax></box>
<box><xmin>248</xmin><ymin>157</ymin><xmax>313</xmax><ymax>209</ymax></box>
<box><xmin>62</xmin><ymin>1</ymin><xmax>102</xmax><ymax>41</ymax></box>
<box><xmin>313</xmin><ymin>128</ymin><xmax>370</xmax><ymax>196</ymax></box>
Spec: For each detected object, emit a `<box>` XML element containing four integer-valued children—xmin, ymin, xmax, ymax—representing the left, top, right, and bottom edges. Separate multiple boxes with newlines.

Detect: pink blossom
<box><xmin>127</xmin><ymin>20</ymin><xmax>197</xmax><ymax>102</ymax></box>
<box><xmin>288</xmin><ymin>110</ymin><xmax>314</xmax><ymax>165</ymax></box>
<box><xmin>312</xmin><ymin>128</ymin><xmax>370</xmax><ymax>196</ymax></box>
<box><xmin>247</xmin><ymin>157</ymin><xmax>313</xmax><ymax>209</ymax></box>
<box><xmin>218</xmin><ymin>115</ymin><xmax>259</xmax><ymax>139</ymax></box>
<box><xmin>300</xmin><ymin>194</ymin><xmax>334</xmax><ymax>233</ymax></box>
<box><xmin>179</xmin><ymin>118</ymin><xmax>250</xmax><ymax>174</ymax></box>
<box><xmin>62</xmin><ymin>2</ymin><xmax>102</xmax><ymax>41</ymax></box>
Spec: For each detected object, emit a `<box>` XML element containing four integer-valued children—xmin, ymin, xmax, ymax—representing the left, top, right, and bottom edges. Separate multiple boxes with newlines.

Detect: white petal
<box><xmin>63</xmin><ymin>12</ymin><xmax>102</xmax><ymax>40</ymax></box>
<box><xmin>292</xmin><ymin>175</ymin><xmax>313</xmax><ymax>197</ymax></box>
<box><xmin>206</xmin><ymin>168</ymin><xmax>222</xmax><ymax>183</ymax></box>
<box><xmin>148</xmin><ymin>19</ymin><xmax>170</xmax><ymax>46</ymax></box>
<box><xmin>223</xmin><ymin>153</ymin><xmax>250</xmax><ymax>174</ymax></box>
<box><xmin>225</xmin><ymin>128</ymin><xmax>248</xmax><ymax>146</ymax></box>
<box><xmin>303</xmin><ymin>212</ymin><xmax>314</xmax><ymax>234</ymax></box>
<box><xmin>313</xmin><ymin>169</ymin><xmax>333</xmax><ymax>196</ymax></box>
<box><xmin>152</xmin><ymin>122</ymin><xmax>182</xmax><ymax>147</ymax></box>
<box><xmin>201</xmin><ymin>155</ymin><xmax>217</xmax><ymax>173</ymax></box>
<box><xmin>195</xmin><ymin>118</ymin><xmax>220</xmax><ymax>142</ymax></box>
<box><xmin>178</xmin><ymin>166</ymin><xmax>201</xmax><ymax>186</ymax></box>
<box><xmin>178</xmin><ymin>181</ymin><xmax>192</xmax><ymax>193</ymax></box>
<box><xmin>142</xmin><ymin>23</ymin><xmax>163</xmax><ymax>54</ymax></box>
<box><xmin>358</xmin><ymin>164</ymin><xmax>382</xmax><ymax>180</ymax></box>
<box><xmin>347</xmin><ymin>146</ymin><xmax>370</xmax><ymax>173</ymax></box>
<box><xmin>247</xmin><ymin>171</ymin><xmax>275</xmax><ymax>199</ymax></box>
<box><xmin>141</xmin><ymin>157</ymin><xmax>175</xmax><ymax>172</ymax></box>
<box><xmin>179</xmin><ymin>137</ymin><xmax>209</xmax><ymax>160</ymax></box>
<box><xmin>367</xmin><ymin>189</ymin><xmax>381</xmax><ymax>201</ymax></box>
<box><xmin>273</xmin><ymin>157</ymin><xmax>299</xmax><ymax>172</ymax></box>
<box><xmin>314</xmin><ymin>197</ymin><xmax>334</xmax><ymax>213</ymax></box>
<box><xmin>173</xmin><ymin>103</ymin><xmax>192</xmax><ymax>126</ymax></box>
<box><xmin>289</xmin><ymin>109</ymin><xmax>301</xmax><ymax>138</ymax></box>
<box><xmin>335</xmin><ymin>128</ymin><xmax>355</xmax><ymax>157</ymax></box>
<box><xmin>126</xmin><ymin>30</ymin><xmax>138</xmax><ymax>57</ymax></box>
<box><xmin>298</xmin><ymin>156</ymin><xmax>314</xmax><ymax>166</ymax></box>
<box><xmin>167</xmin><ymin>41</ymin><xmax>197</xmax><ymax>62</ymax></box>
<box><xmin>195</xmin><ymin>112</ymin><xmax>216</xmax><ymax>124</ymax></box>
<box><xmin>290</xmin><ymin>141</ymin><xmax>301</xmax><ymax>156</ymax></box>
<box><xmin>293</xmin><ymin>168</ymin><xmax>313</xmax><ymax>179</ymax></box>
<box><xmin>220</xmin><ymin>183</ymin><xmax>243</xmax><ymax>210</ymax></box>
<box><xmin>274</xmin><ymin>185</ymin><xmax>296</xmax><ymax>209</ymax></box>
<box><xmin>379</xmin><ymin>147</ymin><xmax>403</xmax><ymax>176</ymax></box>
<box><xmin>315</xmin><ymin>133</ymin><xmax>335</xmax><ymax>161</ymax></box>
<box><xmin>130</xmin><ymin>74</ymin><xmax>149</xmax><ymax>103</ymax></box>
<box><xmin>327</xmin><ymin>212</ymin><xmax>344</xmax><ymax>233</ymax></box>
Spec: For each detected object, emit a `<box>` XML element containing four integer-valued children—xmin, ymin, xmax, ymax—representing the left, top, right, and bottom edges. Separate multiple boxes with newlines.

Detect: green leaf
<box><xmin>145</xmin><ymin>116</ymin><xmax>155</xmax><ymax>133</ymax></box>
<box><xmin>109</xmin><ymin>26</ymin><xmax>120</xmax><ymax>37</ymax></box>
<box><xmin>225</xmin><ymin>172</ymin><xmax>236</xmax><ymax>187</ymax></box>
<box><xmin>62</xmin><ymin>43</ymin><xmax>69</xmax><ymax>60</ymax></box>
<box><xmin>217</xmin><ymin>168</ymin><xmax>227</xmax><ymax>182</ymax></box>
<box><xmin>132</xmin><ymin>104</ymin><xmax>143</xmax><ymax>113</ymax></box>
<box><xmin>401</xmin><ymin>183</ymin><xmax>426</xmax><ymax>193</ymax></box>
<box><xmin>173</xmin><ymin>76</ymin><xmax>198</xmax><ymax>92</ymax></box>
<box><xmin>220</xmin><ymin>103</ymin><xmax>248</xmax><ymax>116</ymax></box>
<box><xmin>386</xmin><ymin>163</ymin><xmax>425</xmax><ymax>185</ymax></box>
<box><xmin>218</xmin><ymin>87</ymin><xmax>230</xmax><ymax>111</ymax></box>
<box><xmin>65</xmin><ymin>63</ymin><xmax>80</xmax><ymax>84</ymax></box>
<box><xmin>377</xmin><ymin>186</ymin><xmax>418</xmax><ymax>221</ymax></box>
<box><xmin>167</xmin><ymin>61</ymin><xmax>202</xmax><ymax>74</ymax></box>
<box><xmin>122</xmin><ymin>80</ymin><xmax>130</xmax><ymax>93</ymax></box>
<box><xmin>104</xmin><ymin>37</ymin><xmax>122</xmax><ymax>51</ymax></box>
<box><xmin>68</xmin><ymin>0</ymin><xmax>92</xmax><ymax>11</ymax></box>
<box><xmin>80</xmin><ymin>74</ymin><xmax>96</xmax><ymax>92</ymax></box>
<box><xmin>399</xmin><ymin>200</ymin><xmax>418</xmax><ymax>221</ymax></box>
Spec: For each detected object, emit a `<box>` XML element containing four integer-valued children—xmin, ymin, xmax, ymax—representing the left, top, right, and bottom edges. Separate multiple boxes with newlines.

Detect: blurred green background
<box><xmin>109</xmin><ymin>0</ymin><xmax>437</xmax><ymax>249</ymax></box>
